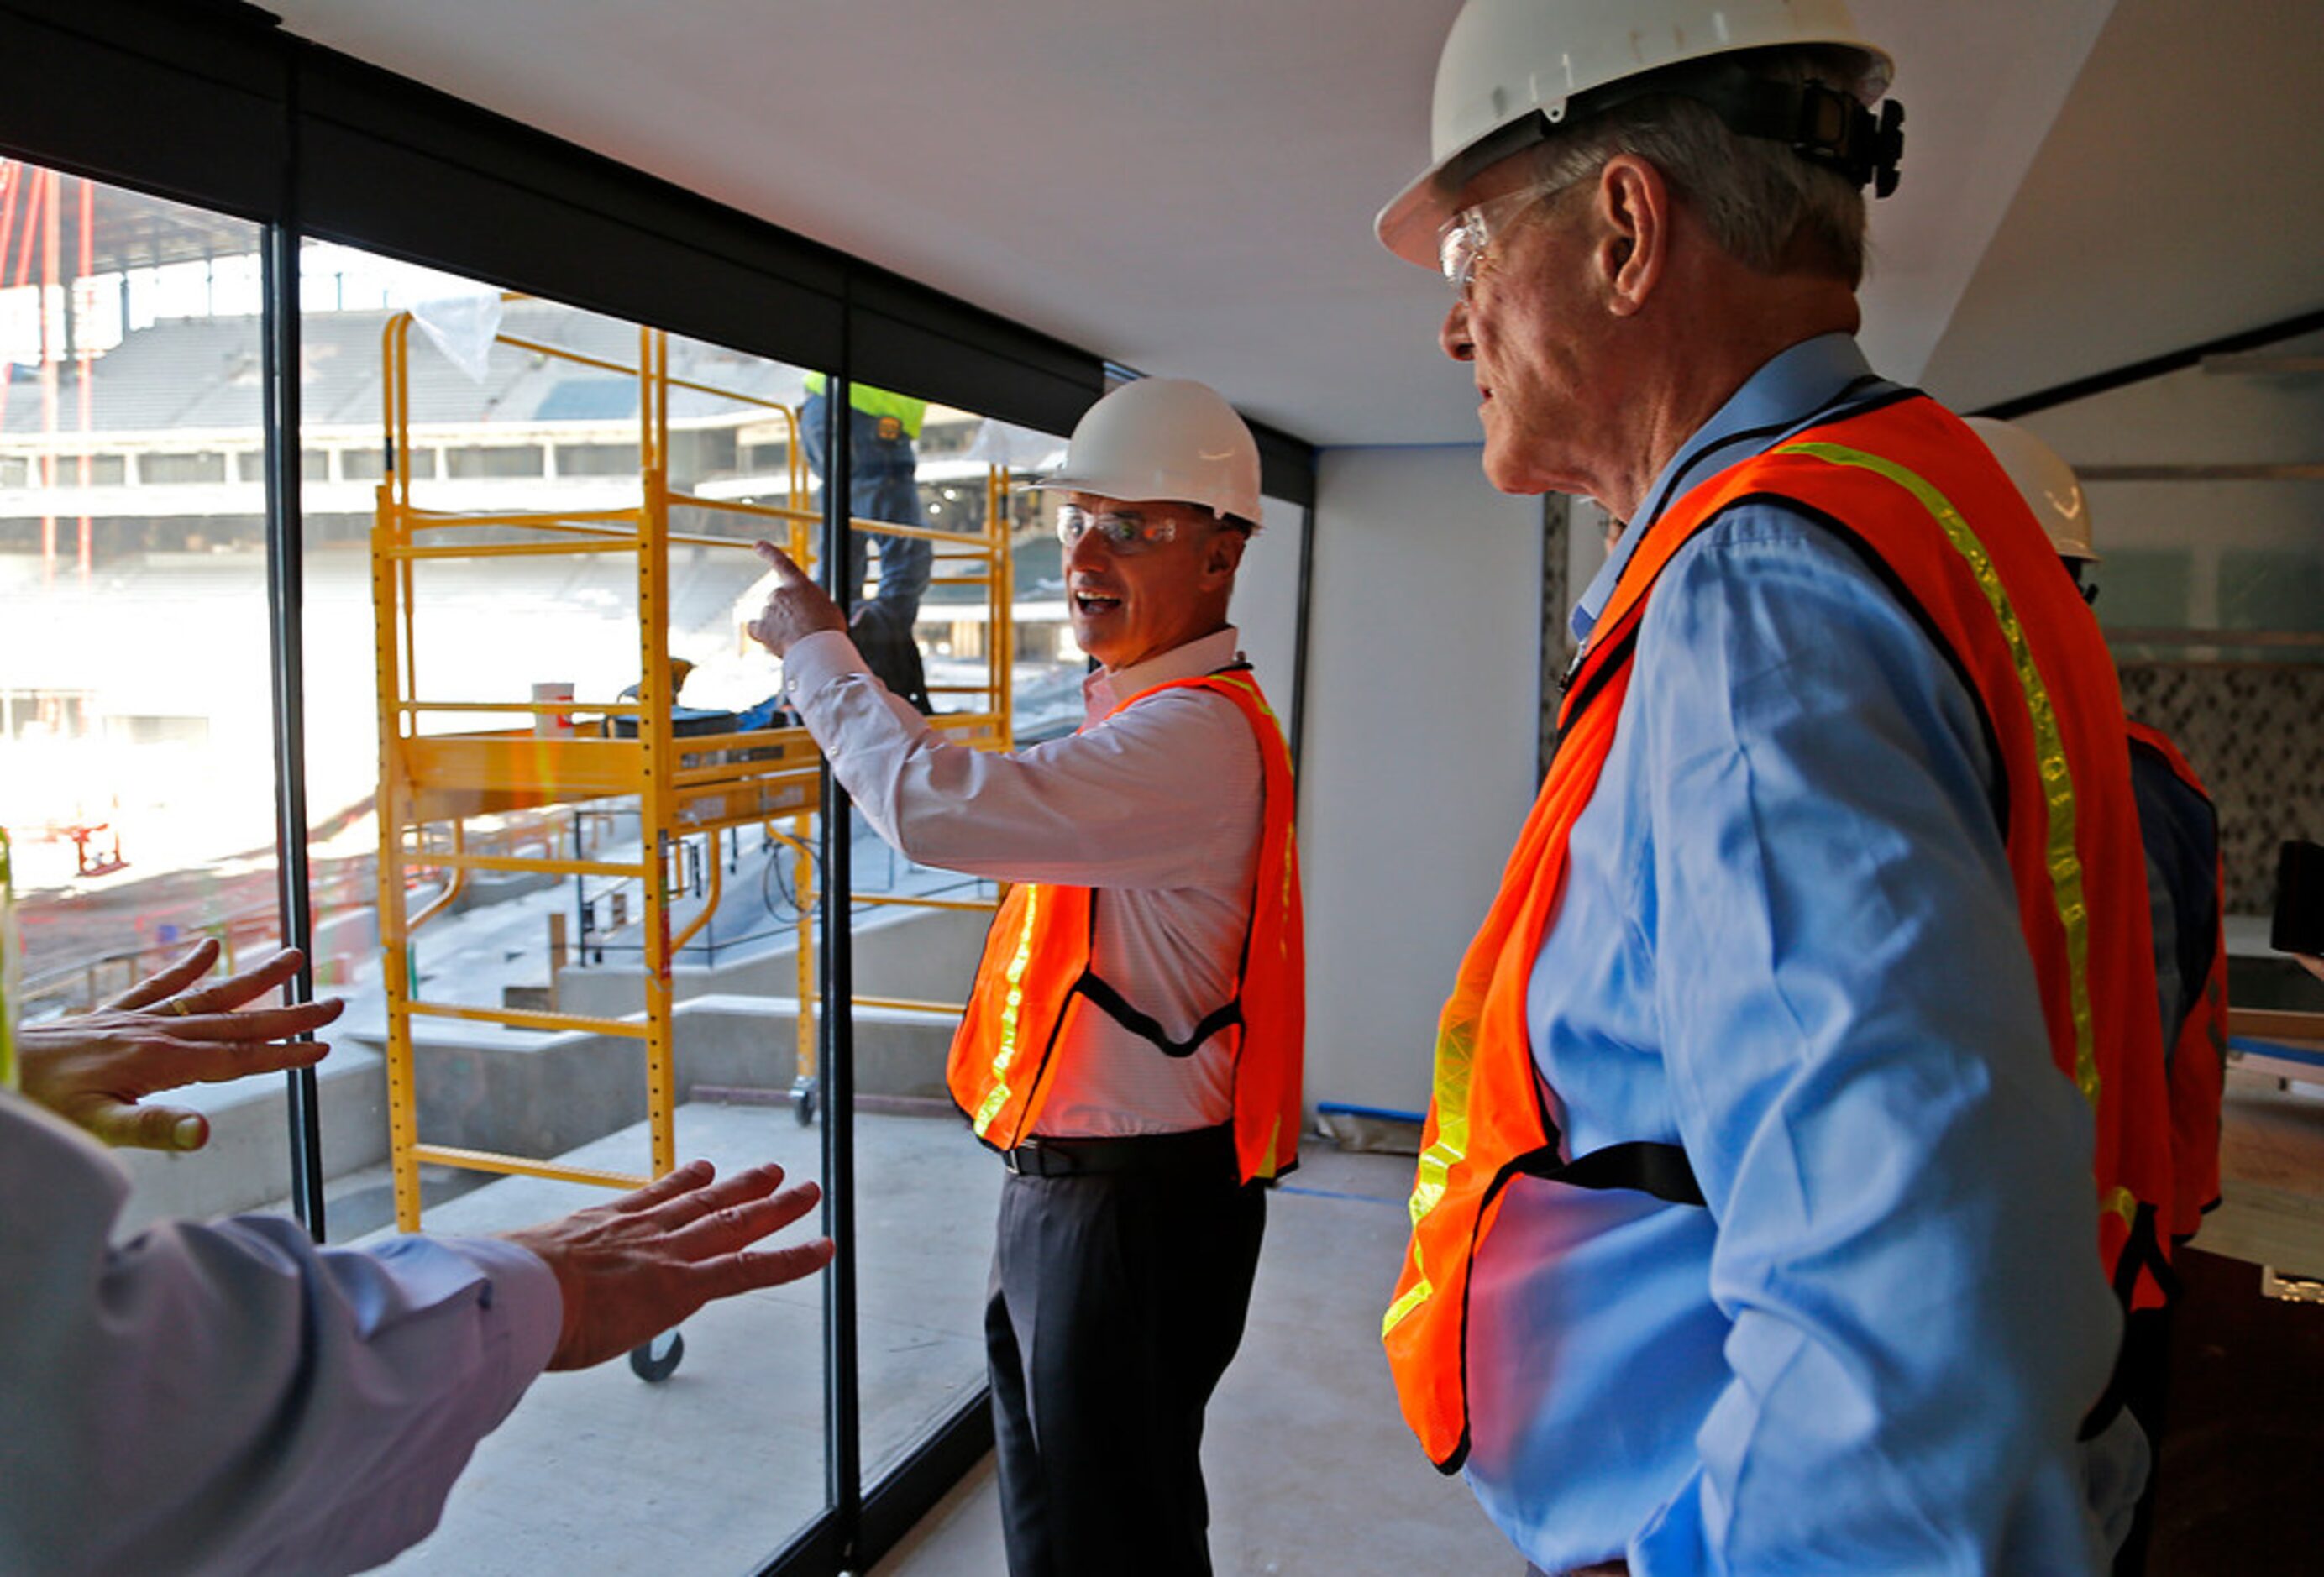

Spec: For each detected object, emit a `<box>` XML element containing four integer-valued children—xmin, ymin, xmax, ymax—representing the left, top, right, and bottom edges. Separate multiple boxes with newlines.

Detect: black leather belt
<box><xmin>1001</xmin><ymin>1123</ymin><xmax>1235</xmax><ymax>1178</ymax></box>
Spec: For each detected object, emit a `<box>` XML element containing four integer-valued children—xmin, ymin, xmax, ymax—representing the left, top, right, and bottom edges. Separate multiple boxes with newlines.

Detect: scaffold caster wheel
<box><xmin>629</xmin><ymin>1329</ymin><xmax>684</xmax><ymax>1383</ymax></box>
<box><xmin>790</xmin><ymin>1077</ymin><xmax>817</xmax><ymax>1127</ymax></box>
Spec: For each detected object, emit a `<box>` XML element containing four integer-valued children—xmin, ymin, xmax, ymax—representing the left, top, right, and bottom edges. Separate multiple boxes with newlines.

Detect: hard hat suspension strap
<box><xmin>1436</xmin><ymin>57</ymin><xmax>1905</xmax><ymax>205</ymax></box>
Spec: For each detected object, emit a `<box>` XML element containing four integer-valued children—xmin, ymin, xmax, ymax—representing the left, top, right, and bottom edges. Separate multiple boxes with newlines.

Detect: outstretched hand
<box><xmin>501</xmin><ymin>1159</ymin><xmax>836</xmax><ymax>1371</ymax></box>
<box><xmin>746</xmin><ymin>542</ymin><xmax>847</xmax><ymax>658</ymax></box>
<box><xmin>17</xmin><ymin>940</ymin><xmax>343</xmax><ymax>1150</ymax></box>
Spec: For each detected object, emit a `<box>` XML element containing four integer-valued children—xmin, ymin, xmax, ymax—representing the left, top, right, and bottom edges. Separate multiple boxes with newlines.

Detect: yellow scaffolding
<box><xmin>372</xmin><ymin>308</ymin><xmax>1011</xmax><ymax>1234</ymax></box>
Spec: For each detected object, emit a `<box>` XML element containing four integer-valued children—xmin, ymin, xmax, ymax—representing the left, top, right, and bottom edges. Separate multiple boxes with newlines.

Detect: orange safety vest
<box><xmin>946</xmin><ymin>668</ymin><xmax>1304</xmax><ymax>1184</ymax></box>
<box><xmin>2126</xmin><ymin>718</ymin><xmax>2227</xmax><ymax>1243</ymax></box>
<box><xmin>1382</xmin><ymin>394</ymin><xmax>2175</xmax><ymax>1471</ymax></box>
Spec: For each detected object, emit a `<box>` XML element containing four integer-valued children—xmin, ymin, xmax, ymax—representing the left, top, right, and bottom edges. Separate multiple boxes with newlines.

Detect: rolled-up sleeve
<box><xmin>0</xmin><ymin>1094</ymin><xmax>562</xmax><ymax>1575</ymax></box>
<box><xmin>1624</xmin><ymin>513</ymin><xmax>2121</xmax><ymax>1573</ymax></box>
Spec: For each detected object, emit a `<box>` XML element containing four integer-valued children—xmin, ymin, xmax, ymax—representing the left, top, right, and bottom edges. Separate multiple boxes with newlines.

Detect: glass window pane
<box><xmin>0</xmin><ymin>161</ymin><xmax>288</xmax><ymax>1234</ymax></box>
<box><xmin>300</xmin><ymin>249</ymin><xmax>832</xmax><ymax>1569</ymax></box>
<box><xmin>825</xmin><ymin>385</ymin><xmax>1053</xmax><ymax>1485</ymax></box>
<box><xmin>2090</xmin><ymin>547</ymin><xmax>2194</xmax><ymax>631</ymax></box>
<box><xmin>994</xmin><ymin>453</ymin><xmax>1080</xmax><ymax>745</ymax></box>
<box><xmin>2220</xmin><ymin>543</ymin><xmax>2324</xmax><ymax>635</ymax></box>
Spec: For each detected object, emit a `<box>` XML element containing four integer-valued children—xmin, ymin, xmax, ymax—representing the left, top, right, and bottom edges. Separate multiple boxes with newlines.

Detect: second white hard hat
<box><xmin>1377</xmin><ymin>0</ymin><xmax>1896</xmax><ymax>267</ymax></box>
<box><xmin>1965</xmin><ymin>416</ymin><xmax>2097</xmax><ymax>563</ymax></box>
<box><xmin>1027</xmin><ymin>377</ymin><xmax>1263</xmax><ymax>527</ymax></box>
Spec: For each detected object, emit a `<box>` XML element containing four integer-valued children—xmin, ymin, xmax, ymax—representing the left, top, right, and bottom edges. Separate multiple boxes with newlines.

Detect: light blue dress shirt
<box><xmin>1461</xmin><ymin>336</ymin><xmax>2131</xmax><ymax>1574</ymax></box>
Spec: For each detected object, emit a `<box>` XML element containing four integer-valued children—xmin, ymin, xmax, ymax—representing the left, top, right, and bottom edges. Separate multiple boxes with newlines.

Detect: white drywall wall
<box><xmin>1231</xmin><ymin>493</ymin><xmax>1309</xmax><ymax>744</ymax></box>
<box><xmin>1298</xmin><ymin>444</ymin><xmax>1543</xmax><ymax>1118</ymax></box>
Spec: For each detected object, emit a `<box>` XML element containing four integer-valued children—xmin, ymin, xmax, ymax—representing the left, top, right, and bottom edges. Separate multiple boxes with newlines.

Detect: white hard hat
<box><xmin>1027</xmin><ymin>377</ymin><xmax>1263</xmax><ymax>527</ymax></box>
<box><xmin>1377</xmin><ymin>0</ymin><xmax>1897</xmax><ymax>267</ymax></box>
<box><xmin>1965</xmin><ymin>416</ymin><xmax>2097</xmax><ymax>563</ymax></box>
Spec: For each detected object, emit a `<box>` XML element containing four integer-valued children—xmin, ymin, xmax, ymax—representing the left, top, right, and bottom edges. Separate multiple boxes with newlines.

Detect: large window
<box><xmin>0</xmin><ymin>161</ymin><xmax>288</xmax><ymax>1234</ymax></box>
<box><xmin>296</xmin><ymin>253</ymin><xmax>839</xmax><ymax>1568</ymax></box>
<box><xmin>0</xmin><ymin>19</ymin><xmax>1315</xmax><ymax>1560</ymax></box>
<box><xmin>829</xmin><ymin>387</ymin><xmax>1068</xmax><ymax>1486</ymax></box>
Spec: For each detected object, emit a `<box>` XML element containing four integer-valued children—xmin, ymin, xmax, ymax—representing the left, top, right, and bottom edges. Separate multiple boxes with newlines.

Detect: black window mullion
<box><xmin>259</xmin><ymin>186</ymin><xmax>325</xmax><ymax>1235</ymax></box>
<box><xmin>817</xmin><ymin>370</ymin><xmax>863</xmax><ymax>1565</ymax></box>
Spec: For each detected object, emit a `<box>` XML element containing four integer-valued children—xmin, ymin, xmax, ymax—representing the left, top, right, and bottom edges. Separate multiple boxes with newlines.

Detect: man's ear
<box><xmin>1595</xmin><ymin>155</ymin><xmax>1668</xmax><ymax>317</ymax></box>
<box><xmin>1206</xmin><ymin>525</ymin><xmax>1250</xmax><ymax>582</ymax></box>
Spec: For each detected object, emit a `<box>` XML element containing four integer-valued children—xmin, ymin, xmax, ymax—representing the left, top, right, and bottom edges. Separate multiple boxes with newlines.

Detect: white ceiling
<box><xmin>1923</xmin><ymin>0</ymin><xmax>2324</xmax><ymax>411</ymax></box>
<box><xmin>264</xmin><ymin>1</ymin><xmax>2321</xmax><ymax>448</ymax></box>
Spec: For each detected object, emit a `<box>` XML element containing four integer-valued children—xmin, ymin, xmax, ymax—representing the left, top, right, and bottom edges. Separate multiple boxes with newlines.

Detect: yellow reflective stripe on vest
<box><xmin>800</xmin><ymin>373</ymin><xmax>928</xmax><ymax>438</ymax></box>
<box><xmin>972</xmin><ymin>887</ymin><xmax>1044</xmax><ymax>1136</ymax></box>
<box><xmin>1781</xmin><ymin>440</ymin><xmax>2100</xmax><ymax>1108</ymax></box>
<box><xmin>1382</xmin><ymin>1019</ymin><xmax>1476</xmax><ymax>1336</ymax></box>
<box><xmin>1382</xmin><ymin>1270</ymin><xmax>1432</xmax><ymax>1336</ymax></box>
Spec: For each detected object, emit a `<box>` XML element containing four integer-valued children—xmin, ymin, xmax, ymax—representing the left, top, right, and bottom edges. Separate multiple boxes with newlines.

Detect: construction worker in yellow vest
<box><xmin>800</xmin><ymin>373</ymin><xmax>934</xmax><ymax>625</ymax></box>
<box><xmin>1373</xmin><ymin>3</ymin><xmax>2167</xmax><ymax>1570</ymax></box>
<box><xmin>748</xmin><ymin>375</ymin><xmax>1303</xmax><ymax>1577</ymax></box>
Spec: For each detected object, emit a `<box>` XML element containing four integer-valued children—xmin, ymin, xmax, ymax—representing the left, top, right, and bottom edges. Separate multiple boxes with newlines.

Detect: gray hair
<box><xmin>1523</xmin><ymin>45</ymin><xmax>1877</xmax><ymax>286</ymax></box>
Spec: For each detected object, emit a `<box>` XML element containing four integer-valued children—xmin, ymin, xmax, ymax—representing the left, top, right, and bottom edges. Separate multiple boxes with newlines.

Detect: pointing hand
<box><xmin>747</xmin><ymin>542</ymin><xmax>847</xmax><ymax>658</ymax></box>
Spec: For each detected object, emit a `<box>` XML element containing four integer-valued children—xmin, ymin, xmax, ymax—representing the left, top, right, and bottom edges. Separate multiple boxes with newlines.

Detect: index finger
<box><xmin>753</xmin><ymin>541</ymin><xmax>808</xmax><ymax>584</ymax></box>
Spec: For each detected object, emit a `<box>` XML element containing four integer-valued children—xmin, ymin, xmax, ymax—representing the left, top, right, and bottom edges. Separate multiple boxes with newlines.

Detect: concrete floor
<box><xmin>354</xmin><ymin>1108</ymin><xmax>1518</xmax><ymax>1575</ymax></box>
<box><xmin>313</xmin><ymin>1064</ymin><xmax>2324</xmax><ymax>1577</ymax></box>
<box><xmin>865</xmin><ymin>1145</ymin><xmax>1519</xmax><ymax>1577</ymax></box>
<box><xmin>370</xmin><ymin>1101</ymin><xmax>1006</xmax><ymax>1575</ymax></box>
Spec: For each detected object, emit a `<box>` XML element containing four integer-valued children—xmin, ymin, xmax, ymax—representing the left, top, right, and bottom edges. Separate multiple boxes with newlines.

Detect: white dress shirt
<box><xmin>0</xmin><ymin>1092</ymin><xmax>562</xmax><ymax>1575</ymax></box>
<box><xmin>784</xmin><ymin>625</ymin><xmax>1263</xmax><ymax>1137</ymax></box>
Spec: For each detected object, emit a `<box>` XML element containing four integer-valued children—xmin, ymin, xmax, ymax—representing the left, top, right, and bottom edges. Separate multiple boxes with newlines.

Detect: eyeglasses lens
<box><xmin>1057</xmin><ymin>507</ymin><xmax>1176</xmax><ymax>553</ymax></box>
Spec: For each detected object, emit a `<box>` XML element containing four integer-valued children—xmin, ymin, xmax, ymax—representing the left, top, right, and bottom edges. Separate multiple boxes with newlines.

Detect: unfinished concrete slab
<box><xmin>352</xmin><ymin>1113</ymin><xmax>1515</xmax><ymax>1576</ymax></box>
<box><xmin>868</xmin><ymin>1145</ymin><xmax>1520</xmax><ymax>1576</ymax></box>
<box><xmin>370</xmin><ymin>1101</ymin><xmax>999</xmax><ymax>1575</ymax></box>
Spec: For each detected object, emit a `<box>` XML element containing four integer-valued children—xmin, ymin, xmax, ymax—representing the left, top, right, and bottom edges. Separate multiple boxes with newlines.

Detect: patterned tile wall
<box><xmin>2117</xmin><ymin>663</ymin><xmax>2324</xmax><ymax>914</ymax></box>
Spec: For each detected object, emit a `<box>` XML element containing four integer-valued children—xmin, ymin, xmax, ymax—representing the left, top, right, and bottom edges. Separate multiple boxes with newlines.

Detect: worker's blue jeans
<box><xmin>799</xmin><ymin>390</ymin><xmax>932</xmax><ymax>622</ymax></box>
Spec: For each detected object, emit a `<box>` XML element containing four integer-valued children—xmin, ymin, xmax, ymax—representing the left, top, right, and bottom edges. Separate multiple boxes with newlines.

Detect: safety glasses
<box><xmin>1056</xmin><ymin>504</ymin><xmax>1182</xmax><ymax>555</ymax></box>
<box><xmin>1437</xmin><ymin>176</ymin><xmax>1586</xmax><ymax>294</ymax></box>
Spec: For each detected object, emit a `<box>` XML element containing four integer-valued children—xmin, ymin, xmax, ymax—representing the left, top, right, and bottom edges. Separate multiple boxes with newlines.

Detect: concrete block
<box><xmin>334</xmin><ymin>996</ymin><xmax>957</xmax><ymax>1164</ymax></box>
<box><xmin>553</xmin><ymin>904</ymin><xmax>989</xmax><ymax>1021</ymax></box>
<box><xmin>111</xmin><ymin>1045</ymin><xmax>389</xmax><ymax>1235</ymax></box>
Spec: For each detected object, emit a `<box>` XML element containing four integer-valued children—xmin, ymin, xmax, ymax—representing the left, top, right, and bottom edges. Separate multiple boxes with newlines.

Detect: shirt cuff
<box><xmin>783</xmin><ymin>629</ymin><xmax>873</xmax><ymax>705</ymax></box>
<box><xmin>430</xmin><ymin>1234</ymin><xmax>565</xmax><ymax>1383</ymax></box>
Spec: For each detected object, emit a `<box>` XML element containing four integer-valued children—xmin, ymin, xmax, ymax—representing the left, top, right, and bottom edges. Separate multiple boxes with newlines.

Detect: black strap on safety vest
<box><xmin>2079</xmin><ymin>1200</ymin><xmax>2180</xmax><ymax>1441</ymax></box>
<box><xmin>1518</xmin><ymin>1139</ymin><xmax>1708</xmax><ymax>1207</ymax></box>
<box><xmin>1073</xmin><ymin>969</ymin><xmax>1245</xmax><ymax>1060</ymax></box>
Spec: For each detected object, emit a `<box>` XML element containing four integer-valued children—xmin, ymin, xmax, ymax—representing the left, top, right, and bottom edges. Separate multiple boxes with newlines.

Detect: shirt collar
<box><xmin>1571</xmin><ymin>333</ymin><xmax>1886</xmax><ymax>644</ymax></box>
<box><xmin>1083</xmin><ymin>626</ymin><xmax>1245</xmax><ymax>722</ymax></box>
